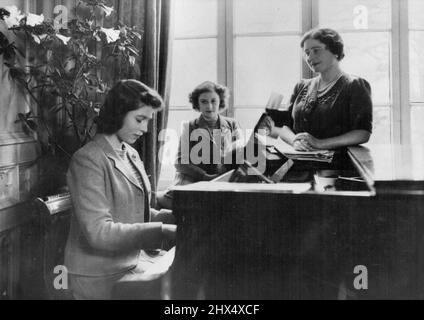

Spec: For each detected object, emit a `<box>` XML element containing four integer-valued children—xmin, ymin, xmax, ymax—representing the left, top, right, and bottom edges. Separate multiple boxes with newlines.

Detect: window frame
<box><xmin>168</xmin><ymin>0</ymin><xmax>416</xmax><ymax>149</ymax></box>
<box><xmin>221</xmin><ymin>0</ymin><xmax>411</xmax><ymax>144</ymax></box>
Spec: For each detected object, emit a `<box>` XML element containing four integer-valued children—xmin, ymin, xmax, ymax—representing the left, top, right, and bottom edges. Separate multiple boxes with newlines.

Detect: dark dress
<box><xmin>287</xmin><ymin>73</ymin><xmax>373</xmax><ymax>139</ymax></box>
<box><xmin>284</xmin><ymin>74</ymin><xmax>373</xmax><ymax>297</ymax></box>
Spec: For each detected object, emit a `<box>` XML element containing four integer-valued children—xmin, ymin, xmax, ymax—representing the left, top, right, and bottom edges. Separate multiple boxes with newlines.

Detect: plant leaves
<box><xmin>16</xmin><ymin>113</ymin><xmax>37</xmax><ymax>135</ymax></box>
<box><xmin>0</xmin><ymin>8</ymin><xmax>11</xmax><ymax>20</ymax></box>
<box><xmin>26</xmin><ymin>119</ymin><xmax>38</xmax><ymax>131</ymax></box>
<box><xmin>8</xmin><ymin>66</ymin><xmax>27</xmax><ymax>81</ymax></box>
<box><xmin>2</xmin><ymin>0</ymin><xmax>143</xmax><ymax>153</ymax></box>
<box><xmin>15</xmin><ymin>45</ymin><xmax>25</xmax><ymax>58</ymax></box>
<box><xmin>48</xmin><ymin>103</ymin><xmax>64</xmax><ymax>113</ymax></box>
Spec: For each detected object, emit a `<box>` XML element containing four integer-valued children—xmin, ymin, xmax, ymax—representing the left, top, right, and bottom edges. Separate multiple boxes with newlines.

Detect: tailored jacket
<box><xmin>64</xmin><ymin>134</ymin><xmax>163</xmax><ymax>276</ymax></box>
<box><xmin>174</xmin><ymin>115</ymin><xmax>242</xmax><ymax>183</ymax></box>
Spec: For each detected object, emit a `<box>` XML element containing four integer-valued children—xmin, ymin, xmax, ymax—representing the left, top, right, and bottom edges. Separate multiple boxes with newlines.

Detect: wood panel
<box><xmin>0</xmin><ymin>0</ymin><xmax>67</xmax><ymax>300</ymax></box>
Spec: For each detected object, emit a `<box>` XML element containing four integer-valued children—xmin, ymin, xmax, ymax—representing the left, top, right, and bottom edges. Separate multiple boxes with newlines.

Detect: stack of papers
<box><xmin>174</xmin><ymin>181</ymin><xmax>313</xmax><ymax>193</ymax></box>
<box><xmin>257</xmin><ymin>134</ymin><xmax>335</xmax><ymax>163</ymax></box>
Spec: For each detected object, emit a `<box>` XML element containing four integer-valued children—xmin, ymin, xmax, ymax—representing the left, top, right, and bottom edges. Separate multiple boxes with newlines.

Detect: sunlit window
<box><xmin>159</xmin><ymin>0</ymin><xmax>219</xmax><ymax>189</ymax></box>
<box><xmin>233</xmin><ymin>0</ymin><xmax>302</xmax><ymax>130</ymax></box>
<box><xmin>159</xmin><ymin>0</ymin><xmax>424</xmax><ymax>189</ymax></box>
<box><xmin>319</xmin><ymin>0</ymin><xmax>392</xmax><ymax>144</ymax></box>
<box><xmin>409</xmin><ymin>0</ymin><xmax>424</xmax><ymax>147</ymax></box>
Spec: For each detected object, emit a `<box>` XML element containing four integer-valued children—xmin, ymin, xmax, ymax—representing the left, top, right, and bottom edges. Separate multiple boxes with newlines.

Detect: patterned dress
<box><xmin>286</xmin><ymin>73</ymin><xmax>373</xmax><ymax>139</ymax></box>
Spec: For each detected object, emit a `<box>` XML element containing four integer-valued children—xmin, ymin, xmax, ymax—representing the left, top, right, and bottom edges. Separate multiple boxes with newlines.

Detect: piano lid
<box><xmin>348</xmin><ymin>144</ymin><xmax>424</xmax><ymax>195</ymax></box>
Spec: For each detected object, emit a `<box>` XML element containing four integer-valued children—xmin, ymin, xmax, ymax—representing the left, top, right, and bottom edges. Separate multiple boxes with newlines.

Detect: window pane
<box><xmin>233</xmin><ymin>0</ymin><xmax>301</xmax><ymax>34</ymax></box>
<box><xmin>411</xmin><ymin>106</ymin><xmax>424</xmax><ymax>146</ymax></box>
<box><xmin>370</xmin><ymin>107</ymin><xmax>391</xmax><ymax>144</ymax></box>
<box><xmin>234</xmin><ymin>108</ymin><xmax>265</xmax><ymax>131</ymax></box>
<box><xmin>410</xmin><ymin>31</ymin><xmax>424</xmax><ymax>102</ymax></box>
<box><xmin>234</xmin><ymin>36</ymin><xmax>301</xmax><ymax>106</ymax></box>
<box><xmin>174</xmin><ymin>0</ymin><xmax>217</xmax><ymax>37</ymax></box>
<box><xmin>341</xmin><ymin>32</ymin><xmax>390</xmax><ymax>105</ymax></box>
<box><xmin>319</xmin><ymin>0</ymin><xmax>391</xmax><ymax>30</ymax></box>
<box><xmin>170</xmin><ymin>39</ymin><xmax>218</xmax><ymax>106</ymax></box>
<box><xmin>409</xmin><ymin>0</ymin><xmax>424</xmax><ymax>29</ymax></box>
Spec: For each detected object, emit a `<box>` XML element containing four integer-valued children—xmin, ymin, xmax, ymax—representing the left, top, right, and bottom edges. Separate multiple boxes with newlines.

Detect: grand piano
<box><xmin>169</xmin><ymin>140</ymin><xmax>424</xmax><ymax>299</ymax></box>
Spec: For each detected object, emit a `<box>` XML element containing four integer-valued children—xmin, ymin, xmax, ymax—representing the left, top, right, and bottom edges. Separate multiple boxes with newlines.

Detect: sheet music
<box><xmin>256</xmin><ymin>134</ymin><xmax>335</xmax><ymax>163</ymax></box>
<box><xmin>265</xmin><ymin>92</ymin><xmax>284</xmax><ymax>109</ymax></box>
<box><xmin>172</xmin><ymin>181</ymin><xmax>312</xmax><ymax>193</ymax></box>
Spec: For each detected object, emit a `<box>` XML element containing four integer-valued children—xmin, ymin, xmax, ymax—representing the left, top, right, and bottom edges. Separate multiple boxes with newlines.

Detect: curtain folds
<box><xmin>132</xmin><ymin>0</ymin><xmax>174</xmax><ymax>206</ymax></box>
<box><xmin>105</xmin><ymin>0</ymin><xmax>174</xmax><ymax>204</ymax></box>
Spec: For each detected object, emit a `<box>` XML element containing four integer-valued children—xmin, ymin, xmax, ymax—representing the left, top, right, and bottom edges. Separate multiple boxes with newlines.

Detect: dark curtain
<box><xmin>102</xmin><ymin>0</ymin><xmax>175</xmax><ymax>205</ymax></box>
<box><xmin>138</xmin><ymin>0</ymin><xmax>173</xmax><ymax>206</ymax></box>
<box><xmin>119</xmin><ymin>0</ymin><xmax>174</xmax><ymax>206</ymax></box>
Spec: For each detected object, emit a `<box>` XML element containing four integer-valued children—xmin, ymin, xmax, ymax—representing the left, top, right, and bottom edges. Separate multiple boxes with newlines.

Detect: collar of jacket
<box><xmin>194</xmin><ymin>115</ymin><xmax>233</xmax><ymax>146</ymax></box>
<box><xmin>195</xmin><ymin>115</ymin><xmax>231</xmax><ymax>132</ymax></box>
<box><xmin>92</xmin><ymin>134</ymin><xmax>145</xmax><ymax>191</ymax></box>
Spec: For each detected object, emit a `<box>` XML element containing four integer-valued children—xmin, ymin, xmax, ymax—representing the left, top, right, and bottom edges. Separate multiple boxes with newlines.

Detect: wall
<box><xmin>0</xmin><ymin>0</ymin><xmax>41</xmax><ymax>299</ymax></box>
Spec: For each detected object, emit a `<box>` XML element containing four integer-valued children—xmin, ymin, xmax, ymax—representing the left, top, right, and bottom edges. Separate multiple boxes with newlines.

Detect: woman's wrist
<box><xmin>272</xmin><ymin>126</ymin><xmax>285</xmax><ymax>139</ymax></box>
<box><xmin>277</xmin><ymin>126</ymin><xmax>296</xmax><ymax>146</ymax></box>
<box><xmin>318</xmin><ymin>138</ymin><xmax>338</xmax><ymax>150</ymax></box>
<box><xmin>315</xmin><ymin>138</ymin><xmax>326</xmax><ymax>150</ymax></box>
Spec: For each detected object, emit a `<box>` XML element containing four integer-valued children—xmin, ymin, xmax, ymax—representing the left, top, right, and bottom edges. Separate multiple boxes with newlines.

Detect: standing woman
<box><xmin>267</xmin><ymin>28</ymin><xmax>373</xmax><ymax>150</ymax></box>
<box><xmin>65</xmin><ymin>80</ymin><xmax>176</xmax><ymax>300</ymax></box>
<box><xmin>262</xmin><ymin>28</ymin><xmax>373</xmax><ymax>298</ymax></box>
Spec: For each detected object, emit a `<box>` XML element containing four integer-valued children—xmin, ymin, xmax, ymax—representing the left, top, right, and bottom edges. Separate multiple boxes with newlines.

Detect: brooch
<box><xmin>221</xmin><ymin>127</ymin><xmax>229</xmax><ymax>135</ymax></box>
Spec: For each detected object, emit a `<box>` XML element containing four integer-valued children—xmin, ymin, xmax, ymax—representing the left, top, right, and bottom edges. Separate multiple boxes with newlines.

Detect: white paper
<box><xmin>265</xmin><ymin>92</ymin><xmax>284</xmax><ymax>109</ymax></box>
<box><xmin>257</xmin><ymin>134</ymin><xmax>335</xmax><ymax>162</ymax></box>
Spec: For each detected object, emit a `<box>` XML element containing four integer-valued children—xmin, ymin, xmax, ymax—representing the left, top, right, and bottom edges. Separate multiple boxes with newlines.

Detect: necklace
<box><xmin>318</xmin><ymin>72</ymin><xmax>343</xmax><ymax>92</ymax></box>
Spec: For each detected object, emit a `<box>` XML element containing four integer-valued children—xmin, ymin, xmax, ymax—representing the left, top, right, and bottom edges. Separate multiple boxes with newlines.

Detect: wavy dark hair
<box><xmin>300</xmin><ymin>28</ymin><xmax>345</xmax><ymax>61</ymax></box>
<box><xmin>97</xmin><ymin>79</ymin><xmax>164</xmax><ymax>134</ymax></box>
<box><xmin>189</xmin><ymin>81</ymin><xmax>230</xmax><ymax>111</ymax></box>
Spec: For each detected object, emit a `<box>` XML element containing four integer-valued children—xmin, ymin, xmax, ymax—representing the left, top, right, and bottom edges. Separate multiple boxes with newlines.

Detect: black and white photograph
<box><xmin>1</xmin><ymin>0</ymin><xmax>424</xmax><ymax>305</ymax></box>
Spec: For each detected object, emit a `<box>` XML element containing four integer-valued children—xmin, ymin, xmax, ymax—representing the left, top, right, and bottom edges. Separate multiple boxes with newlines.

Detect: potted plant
<box><xmin>0</xmin><ymin>0</ymin><xmax>142</xmax><ymax>194</ymax></box>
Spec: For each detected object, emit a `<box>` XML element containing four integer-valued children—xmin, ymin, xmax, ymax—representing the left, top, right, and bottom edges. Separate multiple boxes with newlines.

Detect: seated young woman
<box><xmin>157</xmin><ymin>81</ymin><xmax>244</xmax><ymax>209</ymax></box>
<box><xmin>64</xmin><ymin>80</ymin><xmax>176</xmax><ymax>300</ymax></box>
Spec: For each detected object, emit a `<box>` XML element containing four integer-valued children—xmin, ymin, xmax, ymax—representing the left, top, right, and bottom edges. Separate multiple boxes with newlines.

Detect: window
<box><xmin>232</xmin><ymin>0</ymin><xmax>302</xmax><ymax>129</ymax></box>
<box><xmin>158</xmin><ymin>0</ymin><xmax>424</xmax><ymax>189</ymax></box>
<box><xmin>319</xmin><ymin>0</ymin><xmax>392</xmax><ymax>145</ymax></box>
<box><xmin>158</xmin><ymin>0</ymin><xmax>219</xmax><ymax>189</ymax></box>
<box><xmin>409</xmin><ymin>0</ymin><xmax>424</xmax><ymax>147</ymax></box>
